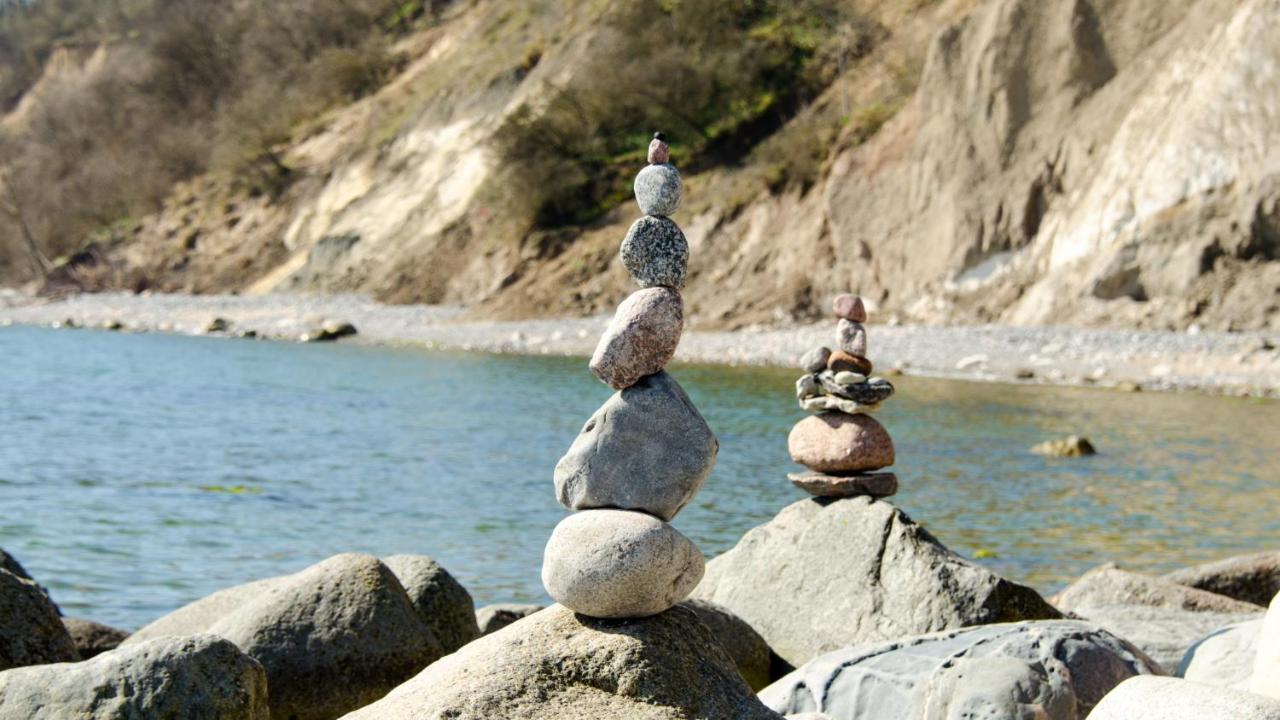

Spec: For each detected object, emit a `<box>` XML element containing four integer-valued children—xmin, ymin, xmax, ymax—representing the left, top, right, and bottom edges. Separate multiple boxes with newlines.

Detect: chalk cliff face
<box><xmin>67</xmin><ymin>0</ymin><xmax>1280</xmax><ymax>330</ymax></box>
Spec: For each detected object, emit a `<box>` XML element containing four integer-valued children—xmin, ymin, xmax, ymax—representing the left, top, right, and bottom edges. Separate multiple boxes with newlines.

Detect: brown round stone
<box><xmin>832</xmin><ymin>294</ymin><xmax>867</xmax><ymax>322</ymax></box>
<box><xmin>787</xmin><ymin>413</ymin><xmax>895</xmax><ymax>473</ymax></box>
<box><xmin>827</xmin><ymin>349</ymin><xmax>872</xmax><ymax>375</ymax></box>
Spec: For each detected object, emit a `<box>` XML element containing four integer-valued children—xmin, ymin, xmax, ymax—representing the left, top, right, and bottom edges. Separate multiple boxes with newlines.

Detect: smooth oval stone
<box><xmin>590</xmin><ymin>287</ymin><xmax>684</xmax><ymax>390</ymax></box>
<box><xmin>541</xmin><ymin>509</ymin><xmax>704</xmax><ymax>619</ymax></box>
<box><xmin>788</xmin><ymin>412</ymin><xmax>895</xmax><ymax>472</ymax></box>
<box><xmin>634</xmin><ymin>164</ymin><xmax>682</xmax><ymax>217</ymax></box>
<box><xmin>832</xmin><ymin>294</ymin><xmax>867</xmax><ymax>322</ymax></box>
<box><xmin>800</xmin><ymin>346</ymin><xmax>832</xmax><ymax>373</ymax></box>
<box><xmin>827</xmin><ymin>349</ymin><xmax>872</xmax><ymax>375</ymax></box>
<box><xmin>554</xmin><ymin>371</ymin><xmax>718</xmax><ymax>522</ymax></box>
<box><xmin>795</xmin><ymin>374</ymin><xmax>821</xmax><ymax>400</ymax></box>
<box><xmin>621</xmin><ymin>216</ymin><xmax>688</xmax><ymax>289</ymax></box>
<box><xmin>836</xmin><ymin>319</ymin><xmax>867</xmax><ymax>356</ymax></box>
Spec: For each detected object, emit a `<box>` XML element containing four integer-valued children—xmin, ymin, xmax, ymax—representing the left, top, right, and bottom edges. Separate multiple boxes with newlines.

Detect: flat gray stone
<box><xmin>835</xmin><ymin>319</ymin><xmax>866</xmax><ymax>356</ymax></box>
<box><xmin>680</xmin><ymin>598</ymin><xmax>773</xmax><ymax>691</ymax></box>
<box><xmin>621</xmin><ymin>216</ymin><xmax>688</xmax><ymax>289</ymax></box>
<box><xmin>1053</xmin><ymin>564</ymin><xmax>1264</xmax><ymax>614</ymax></box>
<box><xmin>0</xmin><ymin>635</ymin><xmax>269</xmax><ymax>720</ymax></box>
<box><xmin>1090</xmin><ymin>676</ymin><xmax>1280</xmax><ymax>720</ymax></box>
<box><xmin>761</xmin><ymin>621</ymin><xmax>1161</xmax><ymax>720</ymax></box>
<box><xmin>693</xmin><ymin>497</ymin><xmax>1061</xmax><ymax>666</ymax></box>
<box><xmin>590</xmin><ymin>287</ymin><xmax>683</xmax><ymax>390</ymax></box>
<box><xmin>382</xmin><ymin>554</ymin><xmax>480</xmax><ymax>654</ymax></box>
<box><xmin>339</xmin><ymin>604</ymin><xmax>782</xmax><ymax>720</ymax></box>
<box><xmin>542</xmin><ymin>509</ymin><xmax>704</xmax><ymax>619</ymax></box>
<box><xmin>62</xmin><ymin>618</ymin><xmax>129</xmax><ymax>660</ymax></box>
<box><xmin>1072</xmin><ymin>604</ymin><xmax>1263</xmax><ymax>672</ymax></box>
<box><xmin>476</xmin><ymin>603</ymin><xmax>545</xmax><ymax>636</ymax></box>
<box><xmin>555</xmin><ymin>370</ymin><xmax>717</xmax><ymax>522</ymax></box>
<box><xmin>787</xmin><ymin>471</ymin><xmax>897</xmax><ymax>498</ymax></box>
<box><xmin>1164</xmin><ymin>551</ymin><xmax>1280</xmax><ymax>607</ymax></box>
<box><xmin>0</xmin><ymin>569</ymin><xmax>77</xmax><ymax>671</ymax></box>
<box><xmin>1178</xmin><ymin>618</ymin><xmax>1263</xmax><ymax>689</ymax></box>
<box><xmin>634</xmin><ymin>163</ymin><xmax>682</xmax><ymax>217</ymax></box>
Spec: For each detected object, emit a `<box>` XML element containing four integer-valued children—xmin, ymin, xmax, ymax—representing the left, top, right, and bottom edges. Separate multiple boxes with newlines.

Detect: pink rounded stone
<box><xmin>648</xmin><ymin>138</ymin><xmax>670</xmax><ymax>165</ymax></box>
<box><xmin>590</xmin><ymin>287</ymin><xmax>684</xmax><ymax>390</ymax></box>
<box><xmin>787</xmin><ymin>413</ymin><xmax>895</xmax><ymax>473</ymax></box>
<box><xmin>832</xmin><ymin>294</ymin><xmax>867</xmax><ymax>322</ymax></box>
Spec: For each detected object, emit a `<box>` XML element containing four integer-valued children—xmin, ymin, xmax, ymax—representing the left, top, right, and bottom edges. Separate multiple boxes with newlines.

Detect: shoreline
<box><xmin>2</xmin><ymin>290</ymin><xmax>1277</xmax><ymax>398</ymax></box>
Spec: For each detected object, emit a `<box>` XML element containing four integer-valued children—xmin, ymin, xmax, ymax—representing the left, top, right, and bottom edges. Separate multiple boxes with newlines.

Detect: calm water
<box><xmin>2</xmin><ymin>325</ymin><xmax>1277</xmax><ymax>630</ymax></box>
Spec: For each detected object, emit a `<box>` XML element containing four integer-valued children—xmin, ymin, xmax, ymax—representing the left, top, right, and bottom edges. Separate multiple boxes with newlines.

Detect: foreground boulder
<box><xmin>680</xmin><ymin>598</ymin><xmax>773</xmax><ymax>691</ymax></box>
<box><xmin>0</xmin><ymin>635</ymin><xmax>268</xmax><ymax>720</ymax></box>
<box><xmin>693</xmin><ymin>497</ymin><xmax>1060</xmax><ymax>666</ymax></box>
<box><xmin>1070</xmin><ymin>604</ymin><xmax>1263</xmax><ymax>672</ymax></box>
<box><xmin>1178</xmin><ymin>618</ymin><xmax>1263</xmax><ymax>688</ymax></box>
<box><xmin>340</xmin><ymin>603</ymin><xmax>781</xmax><ymax>719</ymax></box>
<box><xmin>382</xmin><ymin>554</ymin><xmax>480</xmax><ymax>653</ymax></box>
<box><xmin>0</xmin><ymin>569</ymin><xmax>78</xmax><ymax>670</ymax></box>
<box><xmin>61</xmin><ymin>617</ymin><xmax>129</xmax><ymax>660</ymax></box>
<box><xmin>761</xmin><ymin>621</ymin><xmax>1160</xmax><ymax>719</ymax></box>
<box><xmin>1052</xmin><ymin>564</ymin><xmax>1263</xmax><ymax>614</ymax></box>
<box><xmin>127</xmin><ymin>554</ymin><xmax>445</xmax><ymax>720</ymax></box>
<box><xmin>1090</xmin><ymin>676</ymin><xmax>1280</xmax><ymax>720</ymax></box>
<box><xmin>476</xmin><ymin>603</ymin><xmax>544</xmax><ymax>636</ymax></box>
<box><xmin>1164</xmin><ymin>551</ymin><xmax>1280</xmax><ymax>607</ymax></box>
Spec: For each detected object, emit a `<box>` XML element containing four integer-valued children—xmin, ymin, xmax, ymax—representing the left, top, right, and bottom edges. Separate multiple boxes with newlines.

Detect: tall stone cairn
<box><xmin>788</xmin><ymin>295</ymin><xmax>899</xmax><ymax>498</ymax></box>
<box><xmin>541</xmin><ymin>133</ymin><xmax>718</xmax><ymax>619</ymax></box>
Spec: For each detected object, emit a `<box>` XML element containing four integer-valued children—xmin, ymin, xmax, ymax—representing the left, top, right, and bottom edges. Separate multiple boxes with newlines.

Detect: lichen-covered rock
<box><xmin>476</xmin><ymin>603</ymin><xmax>544</xmax><ymax>636</ymax></box>
<box><xmin>1178</xmin><ymin>618</ymin><xmax>1263</xmax><ymax>689</ymax></box>
<box><xmin>680</xmin><ymin>598</ymin><xmax>773</xmax><ymax>691</ymax></box>
<box><xmin>339</xmin><ymin>604</ymin><xmax>782</xmax><ymax>720</ymax></box>
<box><xmin>382</xmin><ymin>554</ymin><xmax>480</xmax><ymax>654</ymax></box>
<box><xmin>634</xmin><ymin>163</ymin><xmax>682</xmax><ymax>217</ymax></box>
<box><xmin>0</xmin><ymin>635</ymin><xmax>269</xmax><ymax>720</ymax></box>
<box><xmin>787</xmin><ymin>413</ymin><xmax>894</xmax><ymax>473</ymax></box>
<box><xmin>590</xmin><ymin>287</ymin><xmax>683</xmax><ymax>390</ymax></box>
<box><xmin>621</xmin><ymin>216</ymin><xmax>688</xmax><ymax>289</ymax></box>
<box><xmin>693</xmin><ymin>497</ymin><xmax>1061</xmax><ymax>666</ymax></box>
<box><xmin>542</xmin><ymin>509</ymin><xmax>703</xmax><ymax>619</ymax></box>
<box><xmin>1052</xmin><ymin>564</ymin><xmax>1264</xmax><ymax>614</ymax></box>
<box><xmin>61</xmin><ymin>618</ymin><xmax>129</xmax><ymax>660</ymax></box>
<box><xmin>761</xmin><ymin>621</ymin><xmax>1161</xmax><ymax>719</ymax></box>
<box><xmin>1090</xmin><ymin>676</ymin><xmax>1280</xmax><ymax>720</ymax></box>
<box><xmin>0</xmin><ymin>569</ymin><xmax>77</xmax><ymax>671</ymax></box>
<box><xmin>555</xmin><ymin>371</ymin><xmax>717</xmax><ymax>522</ymax></box>
<box><xmin>1164</xmin><ymin>551</ymin><xmax>1280</xmax><ymax>607</ymax></box>
<box><xmin>1071</xmin><ymin>604</ymin><xmax>1262</xmax><ymax>672</ymax></box>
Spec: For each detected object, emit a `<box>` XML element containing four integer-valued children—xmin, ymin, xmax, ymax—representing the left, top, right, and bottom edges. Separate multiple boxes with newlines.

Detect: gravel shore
<box><xmin>2</xmin><ymin>290</ymin><xmax>1277</xmax><ymax>397</ymax></box>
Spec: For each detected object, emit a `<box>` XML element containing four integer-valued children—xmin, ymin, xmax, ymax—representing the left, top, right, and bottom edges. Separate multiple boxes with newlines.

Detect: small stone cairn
<box><xmin>788</xmin><ymin>295</ymin><xmax>898</xmax><ymax>498</ymax></box>
<box><xmin>541</xmin><ymin>133</ymin><xmax>718</xmax><ymax>619</ymax></box>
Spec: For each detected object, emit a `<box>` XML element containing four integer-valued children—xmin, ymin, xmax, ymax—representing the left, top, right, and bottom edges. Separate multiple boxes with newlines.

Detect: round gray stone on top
<box><xmin>634</xmin><ymin>163</ymin><xmax>682</xmax><ymax>217</ymax></box>
<box><xmin>620</xmin><ymin>216</ymin><xmax>689</xmax><ymax>289</ymax></box>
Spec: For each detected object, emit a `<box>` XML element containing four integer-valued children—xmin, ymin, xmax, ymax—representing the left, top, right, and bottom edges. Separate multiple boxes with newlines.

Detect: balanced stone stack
<box><xmin>789</xmin><ymin>294</ymin><xmax>898</xmax><ymax>498</ymax></box>
<box><xmin>542</xmin><ymin>133</ymin><xmax>718</xmax><ymax>619</ymax></box>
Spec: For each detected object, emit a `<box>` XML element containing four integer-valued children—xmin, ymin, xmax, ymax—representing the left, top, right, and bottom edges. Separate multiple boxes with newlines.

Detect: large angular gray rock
<box><xmin>1178</xmin><ymin>618</ymin><xmax>1263</xmax><ymax>688</ymax></box>
<box><xmin>127</xmin><ymin>554</ymin><xmax>444</xmax><ymax>720</ymax></box>
<box><xmin>1071</xmin><ymin>604</ymin><xmax>1263</xmax><ymax>672</ymax></box>
<box><xmin>554</xmin><ymin>371</ymin><xmax>717</xmax><ymax>522</ymax></box>
<box><xmin>693</xmin><ymin>497</ymin><xmax>1061</xmax><ymax>666</ymax></box>
<box><xmin>761</xmin><ymin>621</ymin><xmax>1161</xmax><ymax>719</ymax></box>
<box><xmin>590</xmin><ymin>287</ymin><xmax>684</xmax><ymax>390</ymax></box>
<box><xmin>1053</xmin><ymin>564</ymin><xmax>1264</xmax><ymax>614</ymax></box>
<box><xmin>382</xmin><ymin>554</ymin><xmax>480</xmax><ymax>654</ymax></box>
<box><xmin>680</xmin><ymin>598</ymin><xmax>773</xmax><ymax>691</ymax></box>
<box><xmin>0</xmin><ymin>634</ymin><xmax>269</xmax><ymax>720</ymax></box>
<box><xmin>339</xmin><ymin>603</ymin><xmax>782</xmax><ymax>720</ymax></box>
<box><xmin>1164</xmin><ymin>550</ymin><xmax>1280</xmax><ymax>607</ymax></box>
<box><xmin>0</xmin><ymin>569</ymin><xmax>78</xmax><ymax>671</ymax></box>
<box><xmin>476</xmin><ymin>603</ymin><xmax>545</xmax><ymax>636</ymax></box>
<box><xmin>620</xmin><ymin>216</ymin><xmax>689</xmax><ymax>289</ymax></box>
<box><xmin>634</xmin><ymin>163</ymin><xmax>682</xmax><ymax>217</ymax></box>
<box><xmin>542</xmin><ymin>509</ymin><xmax>704</xmax><ymax>619</ymax></box>
<box><xmin>61</xmin><ymin>617</ymin><xmax>129</xmax><ymax>660</ymax></box>
<box><xmin>1090</xmin><ymin>676</ymin><xmax>1280</xmax><ymax>720</ymax></box>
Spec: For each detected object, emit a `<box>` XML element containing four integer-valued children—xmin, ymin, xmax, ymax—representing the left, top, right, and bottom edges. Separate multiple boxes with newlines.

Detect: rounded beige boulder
<box><xmin>788</xmin><ymin>412</ymin><xmax>894</xmax><ymax>473</ymax></box>
<box><xmin>542</xmin><ymin>509</ymin><xmax>704</xmax><ymax>619</ymax></box>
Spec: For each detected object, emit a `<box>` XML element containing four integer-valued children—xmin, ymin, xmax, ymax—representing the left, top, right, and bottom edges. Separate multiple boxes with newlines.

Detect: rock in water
<box><xmin>788</xmin><ymin>471</ymin><xmax>897</xmax><ymax>499</ymax></box>
<box><xmin>787</xmin><ymin>413</ymin><xmax>894</xmax><ymax>473</ymax></box>
<box><xmin>831</xmin><ymin>294</ymin><xmax>866</xmax><ymax>322</ymax></box>
<box><xmin>590</xmin><ymin>287</ymin><xmax>684</xmax><ymax>390</ymax></box>
<box><xmin>1090</xmin><ymin>676</ymin><xmax>1280</xmax><ymax>720</ymax></box>
<box><xmin>1178</xmin><ymin>618</ymin><xmax>1263</xmax><ymax>689</ymax></box>
<box><xmin>62</xmin><ymin>618</ymin><xmax>129</xmax><ymax>660</ymax></box>
<box><xmin>1052</xmin><ymin>564</ymin><xmax>1264</xmax><ymax>614</ymax></box>
<box><xmin>1164</xmin><ymin>550</ymin><xmax>1280</xmax><ymax>607</ymax></box>
<box><xmin>542</xmin><ymin>509</ymin><xmax>704</xmax><ymax>619</ymax></box>
<box><xmin>555</xmin><ymin>371</ymin><xmax>717</xmax><ymax>522</ymax></box>
<box><xmin>761</xmin><ymin>621</ymin><xmax>1160</xmax><ymax>720</ymax></box>
<box><xmin>382</xmin><ymin>554</ymin><xmax>480</xmax><ymax>654</ymax></box>
<box><xmin>680</xmin><ymin>598</ymin><xmax>773</xmax><ymax>692</ymax></box>
<box><xmin>693</xmin><ymin>497</ymin><xmax>1061</xmax><ymax>666</ymax></box>
<box><xmin>835</xmin><ymin>319</ymin><xmax>867</xmax><ymax>356</ymax></box>
<box><xmin>634</xmin><ymin>163</ymin><xmax>682</xmax><ymax>217</ymax></box>
<box><xmin>476</xmin><ymin>603</ymin><xmax>544</xmax><ymax>636</ymax></box>
<box><xmin>1030</xmin><ymin>436</ymin><xmax>1097</xmax><ymax>457</ymax></box>
<box><xmin>1070</xmin><ymin>604</ymin><xmax>1263</xmax><ymax>672</ymax></box>
<box><xmin>0</xmin><ymin>569</ymin><xmax>78</xmax><ymax>671</ymax></box>
<box><xmin>621</xmin><ymin>216</ymin><xmax>689</xmax><ymax>289</ymax></box>
<box><xmin>338</xmin><ymin>604</ymin><xmax>781</xmax><ymax>720</ymax></box>
<box><xmin>1254</xmin><ymin>591</ymin><xmax>1280</xmax><ymax>699</ymax></box>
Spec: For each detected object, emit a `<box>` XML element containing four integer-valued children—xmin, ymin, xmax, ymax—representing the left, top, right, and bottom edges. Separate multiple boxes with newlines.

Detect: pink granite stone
<box><xmin>590</xmin><ymin>287</ymin><xmax>684</xmax><ymax>390</ymax></box>
<box><xmin>787</xmin><ymin>412</ymin><xmax>895</xmax><ymax>473</ymax></box>
<box><xmin>648</xmin><ymin>134</ymin><xmax>670</xmax><ymax>165</ymax></box>
<box><xmin>832</xmin><ymin>294</ymin><xmax>867</xmax><ymax>322</ymax></box>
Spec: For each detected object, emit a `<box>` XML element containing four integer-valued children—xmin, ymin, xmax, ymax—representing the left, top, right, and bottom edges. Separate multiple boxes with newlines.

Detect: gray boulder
<box><xmin>1071</xmin><ymin>604</ymin><xmax>1263</xmax><ymax>673</ymax></box>
<box><xmin>1089</xmin><ymin>676</ymin><xmax>1280</xmax><ymax>720</ymax></box>
<box><xmin>693</xmin><ymin>497</ymin><xmax>1061</xmax><ymax>666</ymax></box>
<box><xmin>339</xmin><ymin>603</ymin><xmax>782</xmax><ymax>719</ymax></box>
<box><xmin>1178</xmin><ymin>618</ymin><xmax>1263</xmax><ymax>688</ymax></box>
<box><xmin>0</xmin><ymin>634</ymin><xmax>268</xmax><ymax>720</ymax></box>
<box><xmin>1164</xmin><ymin>550</ymin><xmax>1280</xmax><ymax>607</ymax></box>
<box><xmin>382</xmin><ymin>554</ymin><xmax>480</xmax><ymax>654</ymax></box>
<box><xmin>761</xmin><ymin>621</ymin><xmax>1161</xmax><ymax>719</ymax></box>
<box><xmin>476</xmin><ymin>603</ymin><xmax>544</xmax><ymax>636</ymax></box>
<box><xmin>61</xmin><ymin>618</ymin><xmax>129</xmax><ymax>660</ymax></box>
<box><xmin>1053</xmin><ymin>564</ymin><xmax>1264</xmax><ymax>614</ymax></box>
<box><xmin>554</xmin><ymin>371</ymin><xmax>717</xmax><ymax>522</ymax></box>
<box><xmin>0</xmin><ymin>569</ymin><xmax>78</xmax><ymax>670</ymax></box>
<box><xmin>128</xmin><ymin>553</ymin><xmax>444</xmax><ymax>720</ymax></box>
<box><xmin>680</xmin><ymin>598</ymin><xmax>773</xmax><ymax>691</ymax></box>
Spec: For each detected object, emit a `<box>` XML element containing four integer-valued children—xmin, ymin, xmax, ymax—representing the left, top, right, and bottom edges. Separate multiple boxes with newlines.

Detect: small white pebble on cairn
<box><xmin>787</xmin><ymin>294</ymin><xmax>898</xmax><ymax>498</ymax></box>
<box><xmin>542</xmin><ymin>134</ymin><xmax>717</xmax><ymax>619</ymax></box>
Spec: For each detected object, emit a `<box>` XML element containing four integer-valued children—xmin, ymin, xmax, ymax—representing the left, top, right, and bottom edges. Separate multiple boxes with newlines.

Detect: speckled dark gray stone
<box><xmin>818</xmin><ymin>371</ymin><xmax>895</xmax><ymax>404</ymax></box>
<box><xmin>634</xmin><ymin>164</ymin><xmax>683</xmax><ymax>217</ymax></box>
<box><xmin>621</xmin><ymin>216</ymin><xmax>689</xmax><ymax>289</ymax></box>
<box><xmin>800</xmin><ymin>347</ymin><xmax>831</xmax><ymax>373</ymax></box>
